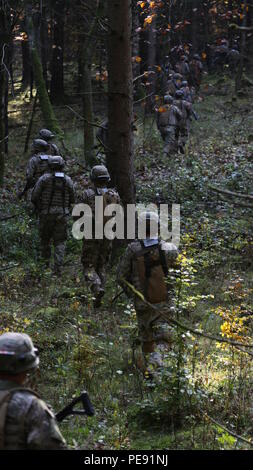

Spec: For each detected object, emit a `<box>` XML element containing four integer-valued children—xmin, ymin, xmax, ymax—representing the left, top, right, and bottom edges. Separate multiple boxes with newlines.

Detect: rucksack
<box><xmin>95</xmin><ymin>187</ymin><xmax>119</xmax><ymax>224</ymax></box>
<box><xmin>134</xmin><ymin>240</ymin><xmax>169</xmax><ymax>304</ymax></box>
<box><xmin>158</xmin><ymin>107</ymin><xmax>170</xmax><ymax>127</ymax></box>
<box><xmin>47</xmin><ymin>172</ymin><xmax>66</xmax><ymax>214</ymax></box>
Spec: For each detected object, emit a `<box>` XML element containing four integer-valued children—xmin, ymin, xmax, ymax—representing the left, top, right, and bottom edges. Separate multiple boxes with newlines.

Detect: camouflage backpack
<box><xmin>134</xmin><ymin>239</ymin><xmax>169</xmax><ymax>304</ymax></box>
<box><xmin>95</xmin><ymin>187</ymin><xmax>120</xmax><ymax>224</ymax></box>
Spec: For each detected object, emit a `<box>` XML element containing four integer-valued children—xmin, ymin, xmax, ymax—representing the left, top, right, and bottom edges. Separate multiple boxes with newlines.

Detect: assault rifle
<box><xmin>56</xmin><ymin>391</ymin><xmax>95</xmax><ymax>423</ymax></box>
<box><xmin>18</xmin><ymin>181</ymin><xmax>32</xmax><ymax>200</ymax></box>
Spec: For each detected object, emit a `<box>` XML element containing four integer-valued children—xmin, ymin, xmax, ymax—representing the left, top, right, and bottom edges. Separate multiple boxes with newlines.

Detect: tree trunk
<box><xmin>40</xmin><ymin>4</ymin><xmax>49</xmax><ymax>87</ymax></box>
<box><xmin>132</xmin><ymin>4</ymin><xmax>140</xmax><ymax>80</ymax></box>
<box><xmin>107</xmin><ymin>0</ymin><xmax>135</xmax><ymax>206</ymax></box>
<box><xmin>25</xmin><ymin>4</ymin><xmax>62</xmax><ymax>135</ymax></box>
<box><xmin>145</xmin><ymin>17</ymin><xmax>157</xmax><ymax>114</ymax></box>
<box><xmin>79</xmin><ymin>0</ymin><xmax>99</xmax><ymax>166</ymax></box>
<box><xmin>21</xmin><ymin>37</ymin><xmax>31</xmax><ymax>88</ymax></box>
<box><xmin>82</xmin><ymin>63</ymin><xmax>95</xmax><ymax>165</ymax></box>
<box><xmin>50</xmin><ymin>0</ymin><xmax>65</xmax><ymax>103</ymax></box>
<box><xmin>32</xmin><ymin>47</ymin><xmax>62</xmax><ymax>135</ymax></box>
<box><xmin>235</xmin><ymin>0</ymin><xmax>248</xmax><ymax>93</ymax></box>
<box><xmin>0</xmin><ymin>4</ymin><xmax>12</xmax><ymax>186</ymax></box>
<box><xmin>0</xmin><ymin>70</ymin><xmax>6</xmax><ymax>185</ymax></box>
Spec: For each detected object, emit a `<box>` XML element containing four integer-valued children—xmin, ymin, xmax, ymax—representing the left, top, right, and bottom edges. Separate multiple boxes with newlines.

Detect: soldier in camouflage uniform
<box><xmin>81</xmin><ymin>165</ymin><xmax>121</xmax><ymax>307</ymax></box>
<box><xmin>157</xmin><ymin>95</ymin><xmax>182</xmax><ymax>155</ymax></box>
<box><xmin>117</xmin><ymin>212</ymin><xmax>178</xmax><ymax>371</ymax></box>
<box><xmin>189</xmin><ymin>54</ymin><xmax>204</xmax><ymax>90</ymax></box>
<box><xmin>166</xmin><ymin>72</ymin><xmax>182</xmax><ymax>97</ymax></box>
<box><xmin>25</xmin><ymin>139</ymin><xmax>51</xmax><ymax>192</ymax></box>
<box><xmin>31</xmin><ymin>156</ymin><xmax>75</xmax><ymax>274</ymax></box>
<box><xmin>174</xmin><ymin>89</ymin><xmax>197</xmax><ymax>153</ymax></box>
<box><xmin>38</xmin><ymin>129</ymin><xmax>60</xmax><ymax>156</ymax></box>
<box><xmin>0</xmin><ymin>332</ymin><xmax>67</xmax><ymax>450</ymax></box>
<box><xmin>175</xmin><ymin>55</ymin><xmax>190</xmax><ymax>80</ymax></box>
<box><xmin>227</xmin><ymin>45</ymin><xmax>240</xmax><ymax>74</ymax></box>
<box><xmin>181</xmin><ymin>80</ymin><xmax>194</xmax><ymax>103</ymax></box>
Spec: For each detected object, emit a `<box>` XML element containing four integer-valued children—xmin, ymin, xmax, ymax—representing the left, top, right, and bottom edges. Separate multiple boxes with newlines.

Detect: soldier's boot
<box><xmin>87</xmin><ymin>273</ymin><xmax>104</xmax><ymax>308</ymax></box>
<box><xmin>54</xmin><ymin>242</ymin><xmax>65</xmax><ymax>275</ymax></box>
<box><xmin>163</xmin><ymin>143</ymin><xmax>171</xmax><ymax>156</ymax></box>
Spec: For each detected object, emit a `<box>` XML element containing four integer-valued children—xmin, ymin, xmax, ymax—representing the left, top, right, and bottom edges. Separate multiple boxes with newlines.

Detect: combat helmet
<box><xmin>193</xmin><ymin>54</ymin><xmax>201</xmax><ymax>60</ymax></box>
<box><xmin>164</xmin><ymin>95</ymin><xmax>173</xmax><ymax>105</ymax></box>
<box><xmin>181</xmin><ymin>80</ymin><xmax>188</xmax><ymax>87</ymax></box>
<box><xmin>39</xmin><ymin>129</ymin><xmax>55</xmax><ymax>141</ymax></box>
<box><xmin>0</xmin><ymin>332</ymin><xmax>39</xmax><ymax>375</ymax></box>
<box><xmin>90</xmin><ymin>165</ymin><xmax>110</xmax><ymax>183</ymax></box>
<box><xmin>48</xmin><ymin>156</ymin><xmax>65</xmax><ymax>170</ymax></box>
<box><xmin>173</xmin><ymin>73</ymin><xmax>183</xmax><ymax>80</ymax></box>
<box><xmin>175</xmin><ymin>90</ymin><xmax>184</xmax><ymax>99</ymax></box>
<box><xmin>32</xmin><ymin>139</ymin><xmax>49</xmax><ymax>153</ymax></box>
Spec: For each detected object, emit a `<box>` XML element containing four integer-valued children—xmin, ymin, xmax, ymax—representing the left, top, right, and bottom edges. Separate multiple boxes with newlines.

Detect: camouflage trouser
<box><xmin>135</xmin><ymin>304</ymin><xmax>172</xmax><ymax>353</ymax></box>
<box><xmin>163</xmin><ymin>126</ymin><xmax>177</xmax><ymax>154</ymax></box>
<box><xmin>178</xmin><ymin>124</ymin><xmax>189</xmax><ymax>149</ymax></box>
<box><xmin>82</xmin><ymin>239</ymin><xmax>112</xmax><ymax>296</ymax></box>
<box><xmin>38</xmin><ymin>214</ymin><xmax>68</xmax><ymax>270</ymax></box>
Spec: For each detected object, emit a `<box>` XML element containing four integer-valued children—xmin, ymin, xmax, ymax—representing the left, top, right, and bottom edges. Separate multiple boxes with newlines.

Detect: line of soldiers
<box><xmin>22</xmin><ymin>134</ymin><xmax>75</xmax><ymax>275</ymax></box>
<box><xmin>22</xmin><ymin>135</ymin><xmax>121</xmax><ymax>306</ymax></box>
<box><xmin>26</xmin><ymin>142</ymin><xmax>179</xmax><ymax>367</ymax></box>
<box><xmin>157</xmin><ymin>70</ymin><xmax>199</xmax><ymax>156</ymax></box>
<box><xmin>207</xmin><ymin>39</ymin><xmax>241</xmax><ymax>73</ymax></box>
<box><xmin>3</xmin><ymin>122</ymin><xmax>181</xmax><ymax>447</ymax></box>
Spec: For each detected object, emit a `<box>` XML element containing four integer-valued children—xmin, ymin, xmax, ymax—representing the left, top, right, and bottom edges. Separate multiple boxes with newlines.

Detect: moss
<box><xmin>31</xmin><ymin>48</ymin><xmax>63</xmax><ymax>137</ymax></box>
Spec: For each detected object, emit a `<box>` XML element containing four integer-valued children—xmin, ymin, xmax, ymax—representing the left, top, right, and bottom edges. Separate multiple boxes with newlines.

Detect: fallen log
<box><xmin>0</xmin><ymin>213</ymin><xmax>23</xmax><ymax>222</ymax></box>
<box><xmin>209</xmin><ymin>185</ymin><xmax>253</xmax><ymax>201</ymax></box>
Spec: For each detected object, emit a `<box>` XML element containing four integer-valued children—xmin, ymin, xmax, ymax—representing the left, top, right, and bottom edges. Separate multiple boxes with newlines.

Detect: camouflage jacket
<box><xmin>157</xmin><ymin>104</ymin><xmax>182</xmax><ymax>128</ymax></box>
<box><xmin>190</xmin><ymin>59</ymin><xmax>203</xmax><ymax>77</ymax></box>
<box><xmin>48</xmin><ymin>143</ymin><xmax>60</xmax><ymax>156</ymax></box>
<box><xmin>174</xmin><ymin>99</ymin><xmax>193</xmax><ymax>126</ymax></box>
<box><xmin>31</xmin><ymin>172</ymin><xmax>75</xmax><ymax>215</ymax></box>
<box><xmin>181</xmin><ymin>86</ymin><xmax>193</xmax><ymax>103</ymax></box>
<box><xmin>26</xmin><ymin>154</ymin><xmax>51</xmax><ymax>188</ymax></box>
<box><xmin>82</xmin><ymin>184</ymin><xmax>121</xmax><ymax>220</ymax></box>
<box><xmin>0</xmin><ymin>380</ymin><xmax>67</xmax><ymax>450</ymax></box>
<box><xmin>175</xmin><ymin>61</ymin><xmax>190</xmax><ymax>78</ymax></box>
<box><xmin>117</xmin><ymin>239</ymin><xmax>178</xmax><ymax>310</ymax></box>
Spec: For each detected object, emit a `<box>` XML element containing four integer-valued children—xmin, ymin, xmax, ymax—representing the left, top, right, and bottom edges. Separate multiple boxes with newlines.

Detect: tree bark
<box><xmin>0</xmin><ymin>70</ymin><xmax>6</xmax><ymax>185</ymax></box>
<box><xmin>40</xmin><ymin>4</ymin><xmax>49</xmax><ymax>87</ymax></box>
<box><xmin>50</xmin><ymin>0</ymin><xmax>65</xmax><ymax>103</ymax></box>
<box><xmin>107</xmin><ymin>0</ymin><xmax>135</xmax><ymax>206</ymax></box>
<box><xmin>25</xmin><ymin>4</ymin><xmax>62</xmax><ymax>135</ymax></box>
<box><xmin>145</xmin><ymin>16</ymin><xmax>157</xmax><ymax>114</ymax></box>
<box><xmin>21</xmin><ymin>36</ymin><xmax>31</xmax><ymax>88</ymax></box>
<box><xmin>79</xmin><ymin>0</ymin><xmax>100</xmax><ymax>166</ymax></box>
<box><xmin>0</xmin><ymin>4</ymin><xmax>12</xmax><ymax>186</ymax></box>
<box><xmin>235</xmin><ymin>0</ymin><xmax>248</xmax><ymax>93</ymax></box>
